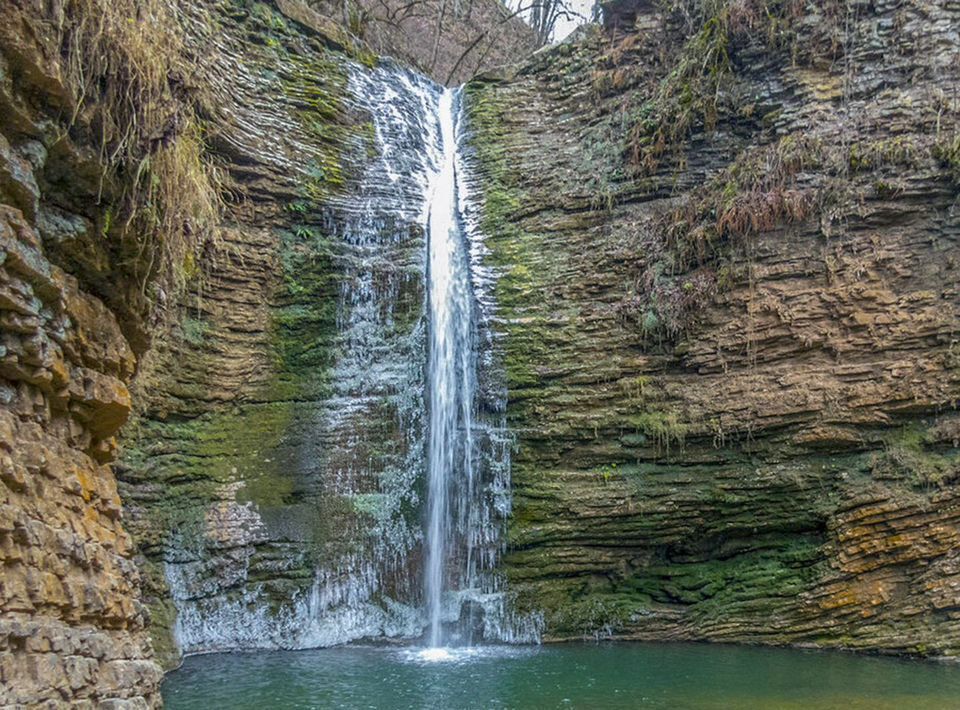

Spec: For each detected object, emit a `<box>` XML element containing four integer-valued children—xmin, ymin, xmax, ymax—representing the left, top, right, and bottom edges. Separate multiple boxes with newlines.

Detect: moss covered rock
<box><xmin>463</xmin><ymin>0</ymin><xmax>960</xmax><ymax>655</ymax></box>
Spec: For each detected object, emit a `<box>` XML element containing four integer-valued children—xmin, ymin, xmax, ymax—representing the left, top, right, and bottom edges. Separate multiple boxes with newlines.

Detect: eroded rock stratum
<box><xmin>0</xmin><ymin>0</ymin><xmax>417</xmax><ymax>702</ymax></box>
<box><xmin>2</xmin><ymin>0</ymin><xmax>960</xmax><ymax>705</ymax></box>
<box><xmin>464</xmin><ymin>0</ymin><xmax>960</xmax><ymax>652</ymax></box>
<box><xmin>1</xmin><ymin>2</ymin><xmax>163</xmax><ymax>704</ymax></box>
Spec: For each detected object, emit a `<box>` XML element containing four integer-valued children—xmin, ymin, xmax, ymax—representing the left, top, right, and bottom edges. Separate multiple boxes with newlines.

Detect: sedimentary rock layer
<box><xmin>464</xmin><ymin>0</ymin><xmax>960</xmax><ymax>654</ymax></box>
<box><xmin>0</xmin><ymin>2</ymin><xmax>162</xmax><ymax>704</ymax></box>
<box><xmin>0</xmin><ymin>0</ymin><xmax>432</xmax><ymax>696</ymax></box>
<box><xmin>116</xmin><ymin>1</ymin><xmax>439</xmax><ymax>666</ymax></box>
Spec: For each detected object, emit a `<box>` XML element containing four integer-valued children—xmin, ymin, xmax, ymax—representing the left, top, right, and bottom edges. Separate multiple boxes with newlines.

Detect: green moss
<box><xmin>871</xmin><ymin>424</ymin><xmax>959</xmax><ymax>492</ymax></box>
<box><xmin>139</xmin><ymin>560</ymin><xmax>181</xmax><ymax>671</ymax></box>
<box><xmin>181</xmin><ymin>316</ymin><xmax>209</xmax><ymax>346</ymax></box>
<box><xmin>848</xmin><ymin>136</ymin><xmax>922</xmax><ymax>172</ymax></box>
<box><xmin>360</xmin><ymin>121</ymin><xmax>378</xmax><ymax>159</ymax></box>
<box><xmin>622</xmin><ymin>535</ymin><xmax>823</xmax><ymax>611</ymax></box>
<box><xmin>551</xmin><ymin>594</ymin><xmax>646</xmax><ymax>638</ymax></box>
<box><xmin>506</xmin><ymin>525</ymin><xmax>827</xmax><ymax>639</ymax></box>
<box><xmin>463</xmin><ymin>81</ymin><xmax>550</xmax><ymax>400</ymax></box>
<box><xmin>250</xmin><ymin>1</ymin><xmax>288</xmax><ymax>32</ymax></box>
<box><xmin>628</xmin><ymin>0</ymin><xmax>814</xmax><ymax>173</ymax></box>
<box><xmin>626</xmin><ymin>410</ymin><xmax>687</xmax><ymax>452</ymax></box>
<box><xmin>132</xmin><ymin>214</ymin><xmax>344</xmax><ymax>518</ymax></box>
<box><xmin>353</xmin><ymin>46</ymin><xmax>378</xmax><ymax>69</ymax></box>
<box><xmin>280</xmin><ymin>50</ymin><xmax>352</xmax><ymax>201</ymax></box>
<box><xmin>500</xmin><ymin>426</ymin><xmax>960</xmax><ymax>641</ymax></box>
<box><xmin>933</xmin><ymin>133</ymin><xmax>960</xmax><ymax>183</ymax></box>
<box><xmin>273</xmin><ymin>226</ymin><xmax>339</xmax><ymax>398</ymax></box>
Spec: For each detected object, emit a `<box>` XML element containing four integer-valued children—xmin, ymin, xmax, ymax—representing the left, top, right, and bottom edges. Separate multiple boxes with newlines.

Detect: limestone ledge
<box><xmin>0</xmin><ymin>123</ymin><xmax>160</xmax><ymax>709</ymax></box>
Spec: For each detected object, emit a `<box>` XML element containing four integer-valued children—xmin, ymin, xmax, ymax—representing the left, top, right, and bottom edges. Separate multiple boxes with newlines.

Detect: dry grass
<box><xmin>663</xmin><ymin>132</ymin><xmax>823</xmax><ymax>265</ymax></box>
<box><xmin>56</xmin><ymin>0</ymin><xmax>224</xmax><ymax>296</ymax></box>
<box><xmin>627</xmin><ymin>0</ymin><xmax>809</xmax><ymax>174</ymax></box>
<box><xmin>716</xmin><ymin>189</ymin><xmax>810</xmax><ymax>236</ymax></box>
<box><xmin>933</xmin><ymin>133</ymin><xmax>960</xmax><ymax>183</ymax></box>
<box><xmin>616</xmin><ymin>131</ymin><xmax>824</xmax><ymax>340</ymax></box>
<box><xmin>129</xmin><ymin>118</ymin><xmax>225</xmax><ymax>293</ymax></box>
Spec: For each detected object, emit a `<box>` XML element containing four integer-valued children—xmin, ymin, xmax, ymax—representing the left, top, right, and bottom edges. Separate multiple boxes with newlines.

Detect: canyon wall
<box><xmin>2</xmin><ymin>0</ymin><xmax>535</xmax><ymax>693</ymax></box>
<box><xmin>464</xmin><ymin>0</ymin><xmax>960</xmax><ymax>654</ymax></box>
<box><xmin>0</xmin><ymin>0</ymin><xmax>448</xmax><ymax>697</ymax></box>
<box><xmin>115</xmin><ymin>2</ymin><xmax>439</xmax><ymax>668</ymax></box>
<box><xmin>3</xmin><ymin>0</ymin><xmax>960</xmax><ymax>704</ymax></box>
<box><xmin>0</xmin><ymin>1</ymin><xmax>165</xmax><ymax>704</ymax></box>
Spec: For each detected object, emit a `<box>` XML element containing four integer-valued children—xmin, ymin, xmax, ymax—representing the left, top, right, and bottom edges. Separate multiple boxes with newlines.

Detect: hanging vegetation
<box><xmin>56</xmin><ymin>0</ymin><xmax>225</xmax><ymax>299</ymax></box>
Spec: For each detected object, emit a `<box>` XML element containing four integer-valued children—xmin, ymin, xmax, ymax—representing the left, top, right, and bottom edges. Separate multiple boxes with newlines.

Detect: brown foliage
<box><xmin>57</xmin><ymin>0</ymin><xmax>224</xmax><ymax>296</ymax></box>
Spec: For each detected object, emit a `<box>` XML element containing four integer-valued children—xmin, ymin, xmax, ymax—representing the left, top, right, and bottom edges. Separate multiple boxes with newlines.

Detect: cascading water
<box><xmin>166</xmin><ymin>56</ymin><xmax>539</xmax><ymax>655</ymax></box>
<box><xmin>420</xmin><ymin>86</ymin><xmax>542</xmax><ymax>649</ymax></box>
<box><xmin>424</xmin><ymin>89</ymin><xmax>477</xmax><ymax>648</ymax></box>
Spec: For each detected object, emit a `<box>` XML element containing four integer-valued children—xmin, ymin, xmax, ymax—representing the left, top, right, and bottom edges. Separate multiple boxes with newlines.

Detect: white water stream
<box><xmin>167</xmin><ymin>63</ymin><xmax>539</xmax><ymax>656</ymax></box>
<box><xmin>424</xmin><ymin>89</ymin><xmax>477</xmax><ymax>647</ymax></box>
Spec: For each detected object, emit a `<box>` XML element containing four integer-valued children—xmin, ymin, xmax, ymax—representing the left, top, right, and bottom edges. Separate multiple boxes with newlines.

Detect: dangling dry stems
<box><xmin>55</xmin><ymin>0</ymin><xmax>224</xmax><ymax>297</ymax></box>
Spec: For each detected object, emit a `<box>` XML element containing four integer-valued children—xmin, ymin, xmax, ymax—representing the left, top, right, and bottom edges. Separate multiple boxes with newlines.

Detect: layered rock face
<box><xmin>3</xmin><ymin>0</ymin><xmax>537</xmax><ymax>689</ymax></box>
<box><xmin>0</xmin><ymin>3</ymin><xmax>162</xmax><ymax>705</ymax></box>
<box><xmin>1</xmin><ymin>0</ymin><xmax>451</xmax><ymax>696</ymax></box>
<box><xmin>0</xmin><ymin>225</ymin><xmax>160</xmax><ymax>707</ymax></box>
<box><xmin>464</xmin><ymin>0</ymin><xmax>960</xmax><ymax>654</ymax></box>
<box><xmin>115</xmin><ymin>2</ymin><xmax>444</xmax><ymax>666</ymax></box>
<box><xmin>4</xmin><ymin>0</ymin><xmax>960</xmax><ymax>704</ymax></box>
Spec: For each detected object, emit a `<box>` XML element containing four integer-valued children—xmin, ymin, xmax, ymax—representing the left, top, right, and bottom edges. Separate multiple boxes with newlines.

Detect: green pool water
<box><xmin>162</xmin><ymin>643</ymin><xmax>960</xmax><ymax>709</ymax></box>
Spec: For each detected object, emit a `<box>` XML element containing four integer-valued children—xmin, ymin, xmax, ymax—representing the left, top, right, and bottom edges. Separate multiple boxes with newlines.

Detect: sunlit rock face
<box><xmin>462</xmin><ymin>1</ymin><xmax>960</xmax><ymax>654</ymax></box>
<box><xmin>0</xmin><ymin>7</ymin><xmax>163</xmax><ymax>708</ymax></box>
<box><xmin>0</xmin><ymin>221</ymin><xmax>162</xmax><ymax>707</ymax></box>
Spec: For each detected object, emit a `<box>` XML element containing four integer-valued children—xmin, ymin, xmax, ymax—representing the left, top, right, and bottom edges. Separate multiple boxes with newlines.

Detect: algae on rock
<box><xmin>462</xmin><ymin>0</ymin><xmax>960</xmax><ymax>655</ymax></box>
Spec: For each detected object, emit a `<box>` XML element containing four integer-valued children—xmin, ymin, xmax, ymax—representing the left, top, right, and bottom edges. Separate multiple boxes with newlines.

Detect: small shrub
<box><xmin>627</xmin><ymin>0</ymin><xmax>807</xmax><ymax>174</ymax></box>
<box><xmin>933</xmin><ymin>134</ymin><xmax>960</xmax><ymax>183</ymax></box>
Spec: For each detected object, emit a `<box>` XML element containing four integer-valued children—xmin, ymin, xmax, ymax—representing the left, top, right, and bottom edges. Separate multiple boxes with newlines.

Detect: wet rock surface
<box><xmin>3</xmin><ymin>0</ymin><xmax>537</xmax><ymax>693</ymax></box>
<box><xmin>1</xmin><ymin>0</ymin><xmax>441</xmax><ymax>697</ymax></box>
<box><xmin>116</xmin><ymin>1</ymin><xmax>441</xmax><ymax>666</ymax></box>
<box><xmin>463</xmin><ymin>0</ymin><xmax>960</xmax><ymax>653</ymax></box>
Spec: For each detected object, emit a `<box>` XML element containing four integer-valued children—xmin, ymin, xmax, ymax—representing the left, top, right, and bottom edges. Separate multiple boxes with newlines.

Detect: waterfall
<box><xmin>416</xmin><ymin>82</ymin><xmax>544</xmax><ymax>648</ymax></box>
<box><xmin>165</xmin><ymin>60</ymin><xmax>538</xmax><ymax>655</ymax></box>
<box><xmin>424</xmin><ymin>88</ymin><xmax>477</xmax><ymax>647</ymax></box>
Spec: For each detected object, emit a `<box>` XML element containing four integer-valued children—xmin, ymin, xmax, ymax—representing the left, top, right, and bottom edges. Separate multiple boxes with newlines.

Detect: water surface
<box><xmin>163</xmin><ymin>642</ymin><xmax>960</xmax><ymax>709</ymax></box>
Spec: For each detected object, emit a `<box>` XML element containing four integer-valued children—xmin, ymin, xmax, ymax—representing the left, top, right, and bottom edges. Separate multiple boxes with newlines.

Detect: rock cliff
<box><xmin>114</xmin><ymin>0</ymin><xmax>440</xmax><ymax>668</ymax></box>
<box><xmin>1</xmin><ymin>0</ymin><xmax>167</xmax><ymax>703</ymax></box>
<box><xmin>3</xmin><ymin>0</ymin><xmax>960</xmax><ymax>705</ymax></box>
<box><xmin>2</xmin><ymin>0</ymin><xmax>535</xmax><ymax>695</ymax></box>
<box><xmin>1</xmin><ymin>0</ymin><xmax>442</xmax><ymax>698</ymax></box>
<box><xmin>463</xmin><ymin>0</ymin><xmax>960</xmax><ymax>654</ymax></box>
